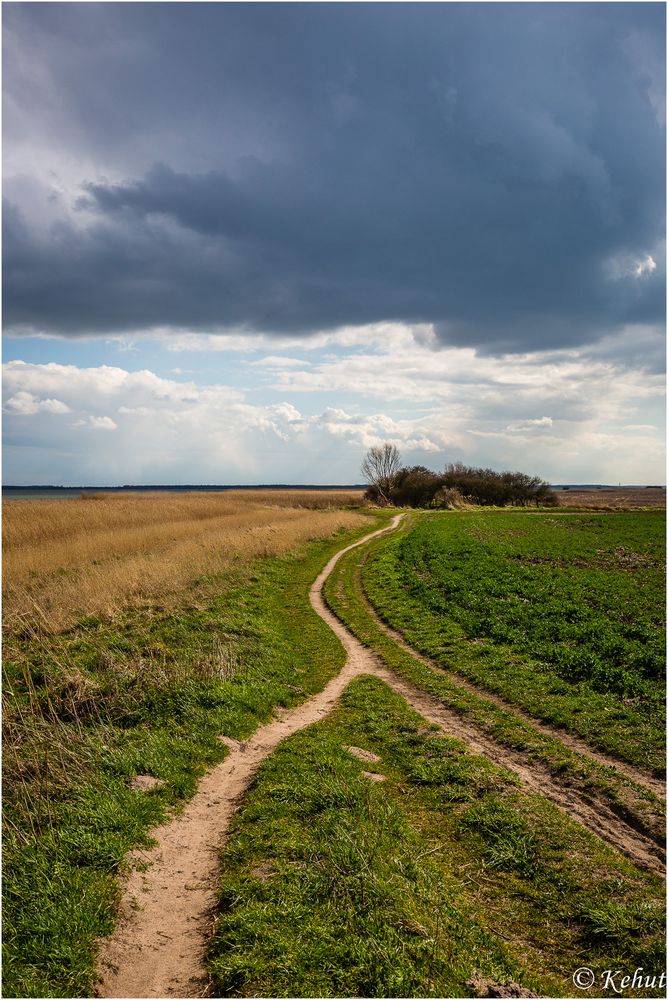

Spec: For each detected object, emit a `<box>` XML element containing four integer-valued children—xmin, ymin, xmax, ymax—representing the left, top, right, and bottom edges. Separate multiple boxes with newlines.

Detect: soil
<box><xmin>129</xmin><ymin>775</ymin><xmax>165</xmax><ymax>792</ymax></box>
<box><xmin>466</xmin><ymin>973</ymin><xmax>538</xmax><ymax>997</ymax></box>
<box><xmin>96</xmin><ymin>513</ymin><xmax>665</xmax><ymax>999</ymax></box>
<box><xmin>344</xmin><ymin>745</ymin><xmax>381</xmax><ymax>763</ymax></box>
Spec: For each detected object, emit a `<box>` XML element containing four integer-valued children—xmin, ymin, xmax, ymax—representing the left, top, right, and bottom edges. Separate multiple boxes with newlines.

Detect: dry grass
<box><xmin>555</xmin><ymin>487</ymin><xmax>666</xmax><ymax>510</ymax></box>
<box><xmin>3</xmin><ymin>490</ymin><xmax>367</xmax><ymax>633</ymax></box>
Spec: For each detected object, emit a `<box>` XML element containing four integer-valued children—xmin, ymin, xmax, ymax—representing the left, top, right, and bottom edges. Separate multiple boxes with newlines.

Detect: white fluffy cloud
<box><xmin>505</xmin><ymin>417</ymin><xmax>554</xmax><ymax>433</ymax></box>
<box><xmin>73</xmin><ymin>415</ymin><xmax>118</xmax><ymax>431</ymax></box>
<box><xmin>2</xmin><ymin>330</ymin><xmax>665</xmax><ymax>486</ymax></box>
<box><xmin>604</xmin><ymin>248</ymin><xmax>662</xmax><ymax>281</ymax></box>
<box><xmin>3</xmin><ymin>359</ymin><xmax>451</xmax><ymax>484</ymax></box>
<box><xmin>4</xmin><ymin>390</ymin><xmax>71</xmax><ymax>415</ymax></box>
<box><xmin>253</xmin><ymin>323</ymin><xmax>664</xmax><ymax>431</ymax></box>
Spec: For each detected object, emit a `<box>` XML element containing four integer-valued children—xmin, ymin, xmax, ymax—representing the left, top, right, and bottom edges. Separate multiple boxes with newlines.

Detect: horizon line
<box><xmin>3</xmin><ymin>483</ymin><xmax>666</xmax><ymax>491</ymax></box>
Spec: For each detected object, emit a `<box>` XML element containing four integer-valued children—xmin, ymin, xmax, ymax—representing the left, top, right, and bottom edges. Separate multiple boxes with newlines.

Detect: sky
<box><xmin>2</xmin><ymin>2</ymin><xmax>665</xmax><ymax>486</ymax></box>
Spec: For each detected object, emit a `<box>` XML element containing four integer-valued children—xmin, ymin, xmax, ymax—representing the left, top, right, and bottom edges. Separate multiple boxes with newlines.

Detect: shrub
<box><xmin>364</xmin><ymin>464</ymin><xmax>555</xmax><ymax>509</ymax></box>
<box><xmin>442</xmin><ymin>463</ymin><xmax>557</xmax><ymax>508</ymax></box>
<box><xmin>389</xmin><ymin>467</ymin><xmax>443</xmax><ymax>507</ymax></box>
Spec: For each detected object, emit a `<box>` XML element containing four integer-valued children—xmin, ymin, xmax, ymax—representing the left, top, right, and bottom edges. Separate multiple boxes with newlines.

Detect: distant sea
<box><xmin>3</xmin><ymin>483</ymin><xmax>665</xmax><ymax>501</ymax></box>
<box><xmin>2</xmin><ymin>484</ymin><xmax>367</xmax><ymax>501</ymax></box>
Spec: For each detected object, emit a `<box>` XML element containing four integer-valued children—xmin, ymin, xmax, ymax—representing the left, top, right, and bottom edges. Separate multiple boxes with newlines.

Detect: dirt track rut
<box><xmin>96</xmin><ymin>514</ymin><xmax>665</xmax><ymax>999</ymax></box>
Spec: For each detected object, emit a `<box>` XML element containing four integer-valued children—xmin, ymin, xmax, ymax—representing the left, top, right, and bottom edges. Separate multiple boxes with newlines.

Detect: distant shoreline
<box><xmin>1</xmin><ymin>484</ymin><xmax>368</xmax><ymax>500</ymax></box>
<box><xmin>3</xmin><ymin>483</ymin><xmax>665</xmax><ymax>502</ymax></box>
<box><xmin>3</xmin><ymin>484</ymin><xmax>366</xmax><ymax>490</ymax></box>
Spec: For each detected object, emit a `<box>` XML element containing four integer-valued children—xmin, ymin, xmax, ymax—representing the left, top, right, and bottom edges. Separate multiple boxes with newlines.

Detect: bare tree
<box><xmin>361</xmin><ymin>443</ymin><xmax>401</xmax><ymax>505</ymax></box>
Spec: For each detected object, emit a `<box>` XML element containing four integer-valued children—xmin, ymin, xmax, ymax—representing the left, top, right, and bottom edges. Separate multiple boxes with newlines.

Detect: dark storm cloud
<box><xmin>3</xmin><ymin>3</ymin><xmax>665</xmax><ymax>351</ymax></box>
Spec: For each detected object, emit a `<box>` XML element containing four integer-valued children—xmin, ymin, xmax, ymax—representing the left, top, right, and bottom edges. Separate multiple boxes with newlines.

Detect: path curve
<box><xmin>96</xmin><ymin>513</ymin><xmax>664</xmax><ymax>1000</ymax></box>
<box><xmin>95</xmin><ymin>515</ymin><xmax>403</xmax><ymax>999</ymax></box>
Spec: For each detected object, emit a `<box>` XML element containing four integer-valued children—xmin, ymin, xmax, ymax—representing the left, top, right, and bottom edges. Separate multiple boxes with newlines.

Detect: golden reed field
<box><xmin>3</xmin><ymin>490</ymin><xmax>367</xmax><ymax>634</ymax></box>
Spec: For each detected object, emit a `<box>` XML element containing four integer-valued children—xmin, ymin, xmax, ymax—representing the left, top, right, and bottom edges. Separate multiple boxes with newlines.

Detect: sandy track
<box><xmin>366</xmin><ymin>666</ymin><xmax>665</xmax><ymax>874</ymax></box>
<box><xmin>96</xmin><ymin>513</ymin><xmax>664</xmax><ymax>999</ymax></box>
<box><xmin>95</xmin><ymin>517</ymin><xmax>403</xmax><ymax>998</ymax></box>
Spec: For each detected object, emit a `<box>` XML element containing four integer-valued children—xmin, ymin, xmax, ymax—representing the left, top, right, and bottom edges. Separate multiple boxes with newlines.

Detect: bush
<box><xmin>442</xmin><ymin>463</ymin><xmax>557</xmax><ymax>508</ymax></box>
<box><xmin>389</xmin><ymin>467</ymin><xmax>443</xmax><ymax>507</ymax></box>
<box><xmin>363</xmin><ymin>460</ymin><xmax>556</xmax><ymax>509</ymax></box>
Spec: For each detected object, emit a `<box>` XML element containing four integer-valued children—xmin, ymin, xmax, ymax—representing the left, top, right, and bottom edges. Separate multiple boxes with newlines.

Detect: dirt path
<box><xmin>356</xmin><ymin>551</ymin><xmax>665</xmax><ymax>798</ymax></box>
<box><xmin>97</xmin><ymin>514</ymin><xmax>664</xmax><ymax>999</ymax></box>
<box><xmin>95</xmin><ymin>517</ymin><xmax>403</xmax><ymax>998</ymax></box>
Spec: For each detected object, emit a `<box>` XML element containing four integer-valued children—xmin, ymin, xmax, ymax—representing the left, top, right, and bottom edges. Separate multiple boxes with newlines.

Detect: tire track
<box><xmin>96</xmin><ymin>513</ymin><xmax>664</xmax><ymax>1000</ymax></box>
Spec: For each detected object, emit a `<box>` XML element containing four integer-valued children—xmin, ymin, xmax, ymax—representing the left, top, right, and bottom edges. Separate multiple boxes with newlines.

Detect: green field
<box><xmin>362</xmin><ymin>511</ymin><xmax>665</xmax><ymax>772</ymax></box>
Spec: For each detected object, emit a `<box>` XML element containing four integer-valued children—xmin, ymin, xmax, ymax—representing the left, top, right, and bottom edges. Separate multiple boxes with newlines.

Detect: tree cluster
<box><xmin>362</xmin><ymin>446</ymin><xmax>556</xmax><ymax>508</ymax></box>
<box><xmin>441</xmin><ymin>462</ymin><xmax>556</xmax><ymax>507</ymax></box>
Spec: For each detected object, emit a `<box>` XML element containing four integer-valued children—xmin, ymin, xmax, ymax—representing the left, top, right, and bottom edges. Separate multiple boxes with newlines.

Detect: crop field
<box><xmin>360</xmin><ymin>511</ymin><xmax>665</xmax><ymax>772</ymax></box>
<box><xmin>2</xmin><ymin>498</ymin><xmax>665</xmax><ymax>998</ymax></box>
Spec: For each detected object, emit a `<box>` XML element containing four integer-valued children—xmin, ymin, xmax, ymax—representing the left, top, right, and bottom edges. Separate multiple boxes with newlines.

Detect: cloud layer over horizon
<box><xmin>3</xmin><ymin>323</ymin><xmax>664</xmax><ymax>485</ymax></box>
